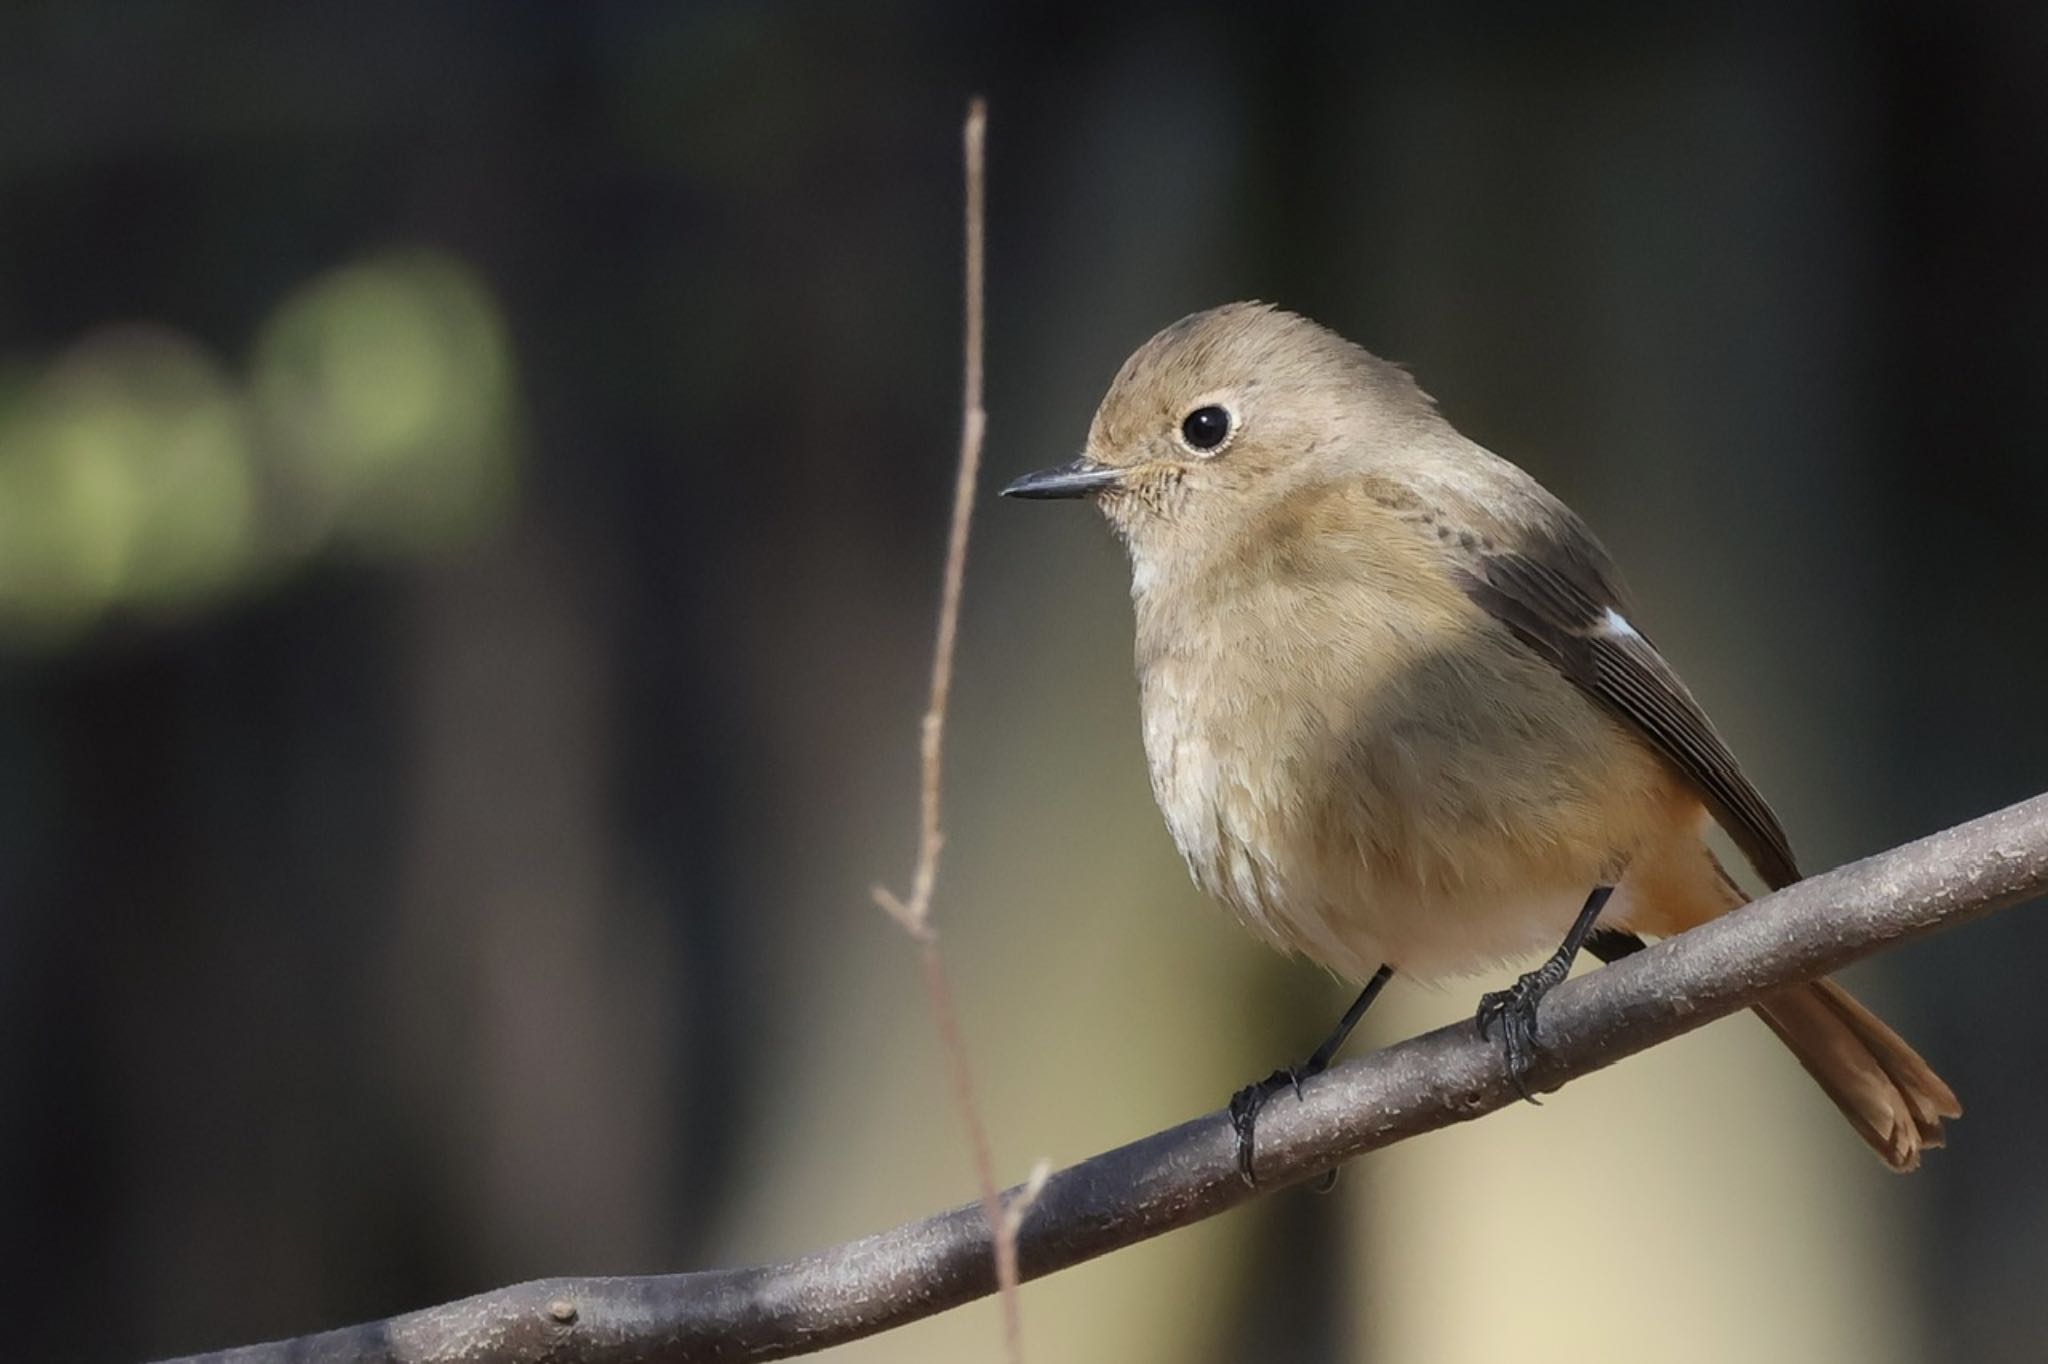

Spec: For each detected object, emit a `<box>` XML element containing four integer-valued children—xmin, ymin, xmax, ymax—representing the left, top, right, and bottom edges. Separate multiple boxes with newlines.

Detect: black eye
<box><xmin>1180</xmin><ymin>404</ymin><xmax>1232</xmax><ymax>452</ymax></box>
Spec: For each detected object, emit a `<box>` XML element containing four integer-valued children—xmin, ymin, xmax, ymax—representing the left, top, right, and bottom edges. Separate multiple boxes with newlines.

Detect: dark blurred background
<box><xmin>4</xmin><ymin>4</ymin><xmax>2045</xmax><ymax>1361</ymax></box>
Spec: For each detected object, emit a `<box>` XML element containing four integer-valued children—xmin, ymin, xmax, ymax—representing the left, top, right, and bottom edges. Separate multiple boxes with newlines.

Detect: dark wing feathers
<box><xmin>1457</xmin><ymin>537</ymin><xmax>1801</xmax><ymax>891</ymax></box>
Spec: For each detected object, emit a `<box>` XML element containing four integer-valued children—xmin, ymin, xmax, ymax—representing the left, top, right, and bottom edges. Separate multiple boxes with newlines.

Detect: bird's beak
<box><xmin>1000</xmin><ymin>457</ymin><xmax>1122</xmax><ymax>500</ymax></box>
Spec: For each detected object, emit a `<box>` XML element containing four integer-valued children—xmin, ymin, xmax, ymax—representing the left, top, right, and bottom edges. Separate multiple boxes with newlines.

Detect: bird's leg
<box><xmin>1476</xmin><ymin>885</ymin><xmax>1615</xmax><ymax>1099</ymax></box>
<box><xmin>1584</xmin><ymin>926</ymin><xmax>1647</xmax><ymax>964</ymax></box>
<box><xmin>1229</xmin><ymin>963</ymin><xmax>1394</xmax><ymax>1188</ymax></box>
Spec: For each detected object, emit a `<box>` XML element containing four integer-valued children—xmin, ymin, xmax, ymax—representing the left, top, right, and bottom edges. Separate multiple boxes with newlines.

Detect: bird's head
<box><xmin>1002</xmin><ymin>302</ymin><xmax>1437</xmax><ymax>571</ymax></box>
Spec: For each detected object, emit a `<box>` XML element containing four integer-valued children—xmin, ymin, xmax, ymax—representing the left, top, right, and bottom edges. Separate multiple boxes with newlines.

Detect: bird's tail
<box><xmin>1751</xmin><ymin>978</ymin><xmax>1959</xmax><ymax>1172</ymax></box>
<box><xmin>1628</xmin><ymin>843</ymin><xmax>1960</xmax><ymax>1172</ymax></box>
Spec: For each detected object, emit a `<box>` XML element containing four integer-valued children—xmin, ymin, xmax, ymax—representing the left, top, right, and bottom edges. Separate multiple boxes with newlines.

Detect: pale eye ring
<box><xmin>1179</xmin><ymin>403</ymin><xmax>1233</xmax><ymax>454</ymax></box>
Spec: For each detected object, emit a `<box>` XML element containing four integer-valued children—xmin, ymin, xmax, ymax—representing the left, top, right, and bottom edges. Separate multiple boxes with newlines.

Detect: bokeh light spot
<box><xmin>0</xmin><ymin>327</ymin><xmax>253</xmax><ymax>642</ymax></box>
<box><xmin>254</xmin><ymin>248</ymin><xmax>520</xmax><ymax>558</ymax></box>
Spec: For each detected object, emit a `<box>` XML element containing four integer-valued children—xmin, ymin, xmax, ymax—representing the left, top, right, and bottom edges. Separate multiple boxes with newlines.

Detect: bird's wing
<box><xmin>1453</xmin><ymin>517</ymin><xmax>1801</xmax><ymax>891</ymax></box>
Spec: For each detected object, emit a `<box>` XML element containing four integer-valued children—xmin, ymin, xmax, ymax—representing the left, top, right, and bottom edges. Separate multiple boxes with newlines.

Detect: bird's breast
<box><xmin>1133</xmin><ymin>560</ymin><xmax>1677</xmax><ymax>981</ymax></box>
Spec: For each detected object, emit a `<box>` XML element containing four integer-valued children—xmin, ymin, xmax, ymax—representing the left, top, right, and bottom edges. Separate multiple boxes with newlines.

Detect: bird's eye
<box><xmin>1179</xmin><ymin>404</ymin><xmax>1233</xmax><ymax>453</ymax></box>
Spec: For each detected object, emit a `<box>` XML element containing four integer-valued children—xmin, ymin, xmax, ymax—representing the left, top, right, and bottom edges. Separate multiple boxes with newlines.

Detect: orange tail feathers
<box><xmin>1753</xmin><ymin>978</ymin><xmax>1960</xmax><ymax>1171</ymax></box>
<box><xmin>1625</xmin><ymin>840</ymin><xmax>1961</xmax><ymax>1172</ymax></box>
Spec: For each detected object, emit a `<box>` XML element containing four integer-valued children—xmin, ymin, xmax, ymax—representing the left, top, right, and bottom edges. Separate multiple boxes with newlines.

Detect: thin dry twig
<box><xmin>872</xmin><ymin>100</ymin><xmax>988</xmax><ymax>941</ymax></box>
<box><xmin>869</xmin><ymin>96</ymin><xmax>1031</xmax><ymax>1364</ymax></box>
<box><xmin>159</xmin><ymin>791</ymin><xmax>2048</xmax><ymax>1364</ymax></box>
<box><xmin>1003</xmin><ymin>1158</ymin><xmax>1054</xmax><ymax>1247</ymax></box>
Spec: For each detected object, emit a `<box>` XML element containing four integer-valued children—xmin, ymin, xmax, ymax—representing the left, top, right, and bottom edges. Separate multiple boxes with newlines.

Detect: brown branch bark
<box><xmin>160</xmin><ymin>790</ymin><xmax>2048</xmax><ymax>1364</ymax></box>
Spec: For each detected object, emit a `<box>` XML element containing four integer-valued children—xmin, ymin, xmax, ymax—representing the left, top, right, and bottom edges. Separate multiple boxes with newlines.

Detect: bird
<box><xmin>1001</xmin><ymin>301</ymin><xmax>1958</xmax><ymax>1181</ymax></box>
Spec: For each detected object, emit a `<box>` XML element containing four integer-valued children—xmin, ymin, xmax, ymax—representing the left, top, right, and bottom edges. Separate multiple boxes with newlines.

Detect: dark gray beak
<box><xmin>1000</xmin><ymin>457</ymin><xmax>1122</xmax><ymax>500</ymax></box>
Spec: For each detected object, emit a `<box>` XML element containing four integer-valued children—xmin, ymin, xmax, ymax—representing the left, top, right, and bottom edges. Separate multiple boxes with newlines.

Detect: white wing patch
<box><xmin>1600</xmin><ymin>606</ymin><xmax>1641</xmax><ymax>641</ymax></box>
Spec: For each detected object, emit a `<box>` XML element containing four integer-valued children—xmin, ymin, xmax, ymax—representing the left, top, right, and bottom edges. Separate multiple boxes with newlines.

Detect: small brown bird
<box><xmin>1003</xmin><ymin>302</ymin><xmax>1958</xmax><ymax>1180</ymax></box>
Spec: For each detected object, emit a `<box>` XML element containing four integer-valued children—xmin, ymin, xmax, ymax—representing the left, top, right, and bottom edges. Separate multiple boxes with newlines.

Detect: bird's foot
<box><xmin>1228</xmin><ymin>1067</ymin><xmax>1306</xmax><ymax>1188</ymax></box>
<box><xmin>1475</xmin><ymin>958</ymin><xmax>1572</xmax><ymax>1101</ymax></box>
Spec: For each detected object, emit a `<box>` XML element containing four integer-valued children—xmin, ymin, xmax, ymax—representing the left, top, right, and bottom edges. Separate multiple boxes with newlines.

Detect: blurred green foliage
<box><xmin>0</xmin><ymin>248</ymin><xmax>518</xmax><ymax>646</ymax></box>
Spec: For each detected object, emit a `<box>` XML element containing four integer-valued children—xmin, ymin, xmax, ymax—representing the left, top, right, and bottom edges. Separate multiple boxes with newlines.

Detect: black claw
<box><xmin>1228</xmin><ymin>1068</ymin><xmax>1303</xmax><ymax>1187</ymax></box>
<box><xmin>1229</xmin><ymin>965</ymin><xmax>1397</xmax><ymax>1190</ymax></box>
<box><xmin>1474</xmin><ymin>885</ymin><xmax>1616</xmax><ymax>1104</ymax></box>
<box><xmin>1474</xmin><ymin>962</ymin><xmax>1568</xmax><ymax>1102</ymax></box>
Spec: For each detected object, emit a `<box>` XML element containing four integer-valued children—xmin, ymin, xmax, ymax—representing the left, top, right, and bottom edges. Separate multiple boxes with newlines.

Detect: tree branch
<box><xmin>161</xmin><ymin>791</ymin><xmax>2048</xmax><ymax>1364</ymax></box>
